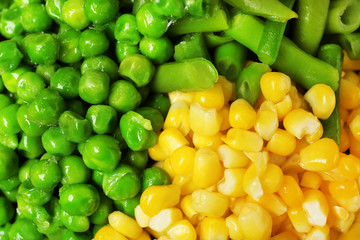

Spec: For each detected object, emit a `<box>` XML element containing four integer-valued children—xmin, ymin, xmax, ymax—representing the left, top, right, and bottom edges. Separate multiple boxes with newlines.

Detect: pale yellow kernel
<box><xmin>108</xmin><ymin>211</ymin><xmax>143</xmax><ymax>239</ymax></box>
<box><xmin>302</xmin><ymin>189</ymin><xmax>329</xmax><ymax>227</ymax></box>
<box><xmin>163</xmin><ymin>101</ymin><xmax>191</xmax><ymax>136</ymax></box>
<box><xmin>189</xmin><ymin>103</ymin><xmax>222</xmax><ymax>137</ymax></box>
<box><xmin>217</xmin><ymin>168</ymin><xmax>246</xmax><ymax>197</ymax></box>
<box><xmin>149</xmin><ymin>208</ymin><xmax>183</xmax><ymax>233</ymax></box>
<box><xmin>217</xmin><ymin>144</ymin><xmax>249</xmax><ymax>168</ymax></box>
<box><xmin>191</xmin><ymin>189</ymin><xmax>229</xmax><ymax>218</ymax></box>
<box><xmin>228</xmin><ymin>98</ymin><xmax>257</xmax><ymax>129</ymax></box>
<box><xmin>222</xmin><ymin>128</ymin><xmax>263</xmax><ymax>152</ymax></box>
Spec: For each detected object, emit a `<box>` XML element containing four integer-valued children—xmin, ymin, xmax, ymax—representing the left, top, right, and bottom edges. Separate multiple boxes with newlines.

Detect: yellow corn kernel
<box><xmin>287</xmin><ymin>206</ymin><xmax>311</xmax><ymax>233</ymax></box>
<box><xmin>271</xmin><ymin>213</ymin><xmax>287</xmax><ymax>236</ymax></box>
<box><xmin>148</xmin><ymin>141</ymin><xmax>167</xmax><ymax>161</ymax></box>
<box><xmin>243</xmin><ymin>163</ymin><xmax>264</xmax><ymax>200</ymax></box>
<box><xmin>189</xmin><ymin>103</ymin><xmax>222</xmax><ymax>137</ymax></box>
<box><xmin>194</xmin><ymin>83</ymin><xmax>224</xmax><ymax>110</ymax></box>
<box><xmin>302</xmin><ymin>189</ymin><xmax>329</xmax><ymax>227</ymax></box>
<box><xmin>289</xmin><ymin>85</ymin><xmax>305</xmax><ymax>109</ymax></box>
<box><xmin>217</xmin><ymin>168</ymin><xmax>246</xmax><ymax>197</ymax></box>
<box><xmin>271</xmin><ymin>231</ymin><xmax>299</xmax><ymax>240</ymax></box>
<box><xmin>192</xmin><ymin>148</ymin><xmax>223</xmax><ymax>188</ymax></box>
<box><xmin>304</xmin><ymin>84</ymin><xmax>336</xmax><ymax>119</ymax></box>
<box><xmin>255</xmin><ymin>193</ymin><xmax>287</xmax><ymax>217</ymax></box>
<box><xmin>260</xmin><ymin>164</ymin><xmax>283</xmax><ymax>194</ymax></box>
<box><xmin>129</xmin><ymin>231</ymin><xmax>151</xmax><ymax>240</ymax></box>
<box><xmin>229</xmin><ymin>196</ymin><xmax>246</xmax><ymax>216</ymax></box>
<box><xmin>199</xmin><ymin>217</ymin><xmax>229</xmax><ymax>240</ymax></box>
<box><xmin>238</xmin><ymin>202</ymin><xmax>272</xmax><ymax>240</ymax></box>
<box><xmin>254</xmin><ymin>108</ymin><xmax>279</xmax><ymax>141</ymax></box>
<box><xmin>338</xmin><ymin>154</ymin><xmax>360</xmax><ymax>180</ymax></box>
<box><xmin>162</xmin><ymin>158</ymin><xmax>176</xmax><ymax>180</ymax></box>
<box><xmin>274</xmin><ymin>94</ymin><xmax>293</xmax><ymax>121</ymax></box>
<box><xmin>245</xmin><ymin>151</ymin><xmax>269</xmax><ymax>176</ymax></box>
<box><xmin>340</xmin><ymin>125</ymin><xmax>351</xmax><ymax>153</ymax></box>
<box><xmin>350</xmin><ymin>132</ymin><xmax>360</xmax><ymax>158</ymax></box>
<box><xmin>166</xmin><ymin>219</ymin><xmax>197</xmax><ymax>240</ymax></box>
<box><xmin>349</xmin><ymin>114</ymin><xmax>360</xmax><ymax>141</ymax></box>
<box><xmin>168</xmin><ymin>91</ymin><xmax>195</xmax><ymax>105</ymax></box>
<box><xmin>283</xmin><ymin>108</ymin><xmax>322</xmax><ymax>141</ymax></box>
<box><xmin>192</xmin><ymin>132</ymin><xmax>224</xmax><ymax>151</ymax></box>
<box><xmin>330</xmin><ymin>229</ymin><xmax>341</xmax><ymax>240</ymax></box>
<box><xmin>228</xmin><ymin>98</ymin><xmax>257</xmax><ymax>129</ymax></box>
<box><xmin>174</xmin><ymin>176</ymin><xmax>199</xmax><ymax>196</ymax></box>
<box><xmin>191</xmin><ymin>189</ymin><xmax>229</xmax><ymax>217</ymax></box>
<box><xmin>108</xmin><ymin>211</ymin><xmax>143</xmax><ymax>239</ymax></box>
<box><xmin>218</xmin><ymin>104</ymin><xmax>231</xmax><ymax>131</ymax></box>
<box><xmin>217</xmin><ymin>75</ymin><xmax>234</xmax><ymax>103</ymax></box>
<box><xmin>266</xmin><ymin>129</ymin><xmax>296</xmax><ymax>156</ymax></box>
<box><xmin>340</xmin><ymin>105</ymin><xmax>349</xmax><ymax>122</ymax></box>
<box><xmin>328</xmin><ymin>179</ymin><xmax>360</xmax><ymax>212</ymax></box>
<box><xmin>338</xmin><ymin>222</ymin><xmax>360</xmax><ymax>240</ymax></box>
<box><xmin>346</xmin><ymin>104</ymin><xmax>360</xmax><ymax>123</ymax></box>
<box><xmin>306</xmin><ymin>226</ymin><xmax>330</xmax><ymax>240</ymax></box>
<box><xmin>342</xmin><ymin>50</ymin><xmax>360</xmax><ymax>71</ymax></box>
<box><xmin>158</xmin><ymin>127</ymin><xmax>189</xmax><ymax>157</ymax></box>
<box><xmin>344</xmin><ymin>71</ymin><xmax>360</xmax><ymax>84</ymax></box>
<box><xmin>180</xmin><ymin>195</ymin><xmax>201</xmax><ymax>225</ymax></box>
<box><xmin>277</xmin><ymin>175</ymin><xmax>304</xmax><ymax>208</ymax></box>
<box><xmin>149</xmin><ymin>208</ymin><xmax>183</xmax><ymax>233</ymax></box>
<box><xmin>163</xmin><ymin>101</ymin><xmax>191</xmax><ymax>136</ymax></box>
<box><xmin>140</xmin><ymin>184</ymin><xmax>181</xmax><ymax>217</ymax></box>
<box><xmin>299</xmin><ymin>138</ymin><xmax>339</xmax><ymax>171</ymax></box>
<box><xmin>339</xmin><ymin>78</ymin><xmax>360</xmax><ymax>109</ymax></box>
<box><xmin>135</xmin><ymin>205</ymin><xmax>151</xmax><ymax>228</ymax></box>
<box><xmin>300</xmin><ymin>171</ymin><xmax>322</xmax><ymax>189</ymax></box>
<box><xmin>222</xmin><ymin>128</ymin><xmax>263</xmax><ymax>152</ymax></box>
<box><xmin>225</xmin><ymin>214</ymin><xmax>244</xmax><ymax>240</ymax></box>
<box><xmin>217</xmin><ymin>144</ymin><xmax>249</xmax><ymax>168</ymax></box>
<box><xmin>260</xmin><ymin>72</ymin><xmax>291</xmax><ymax>103</ymax></box>
<box><xmin>333</xmin><ymin>210</ymin><xmax>355</xmax><ymax>233</ymax></box>
<box><xmin>169</xmin><ymin>146</ymin><xmax>196</xmax><ymax>176</ymax></box>
<box><xmin>94</xmin><ymin>225</ymin><xmax>127</xmax><ymax>240</ymax></box>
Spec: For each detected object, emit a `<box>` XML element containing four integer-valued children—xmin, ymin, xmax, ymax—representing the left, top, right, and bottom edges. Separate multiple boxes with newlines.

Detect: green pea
<box><xmin>109</xmin><ymin>80</ymin><xmax>142</xmax><ymax>113</ymax></box>
<box><xmin>0</xmin><ymin>175</ymin><xmax>20</xmax><ymax>192</ymax></box>
<box><xmin>0</xmin><ymin>7</ymin><xmax>24</xmax><ymax>38</ymax></box>
<box><xmin>139</xmin><ymin>36</ymin><xmax>174</xmax><ymax>64</ymax></box>
<box><xmin>77</xmin><ymin>142</ymin><xmax>86</xmax><ymax>156</ymax></box>
<box><xmin>59</xmin><ymin>184</ymin><xmax>100</xmax><ymax>216</ymax></box>
<box><xmin>78</xmin><ymin>69</ymin><xmax>110</xmax><ymax>104</ymax></box>
<box><xmin>50</xmin><ymin>67</ymin><xmax>81</xmax><ymax>99</ymax></box>
<box><xmin>21</xmin><ymin>3</ymin><xmax>52</xmax><ymax>32</ymax></box>
<box><xmin>0</xmin><ymin>132</ymin><xmax>18</xmax><ymax>150</ymax></box>
<box><xmin>78</xmin><ymin>29</ymin><xmax>109</xmax><ymax>58</ymax></box>
<box><xmin>0</xmin><ymin>223</ymin><xmax>11</xmax><ymax>240</ymax></box>
<box><xmin>136</xmin><ymin>106</ymin><xmax>164</xmax><ymax>133</ymax></box>
<box><xmin>141</xmin><ymin>167</ymin><xmax>170</xmax><ymax>192</ymax></box>
<box><xmin>0</xmin><ymin>77</ymin><xmax>4</xmax><ymax>93</ymax></box>
<box><xmin>14</xmin><ymin>0</ymin><xmax>42</xmax><ymax>6</ymax></box>
<box><xmin>123</xmin><ymin>150</ymin><xmax>149</xmax><ymax>170</ymax></box>
<box><xmin>0</xmin><ymin>40</ymin><xmax>23</xmax><ymax>74</ymax></box>
<box><xmin>82</xmin><ymin>135</ymin><xmax>121</xmax><ymax>172</ymax></box>
<box><xmin>17</xmin><ymin>104</ymin><xmax>48</xmax><ymax>137</ymax></box>
<box><xmin>18</xmin><ymin>180</ymin><xmax>53</xmax><ymax>206</ymax></box>
<box><xmin>0</xmin><ymin>0</ymin><xmax>11</xmax><ymax>10</ymax></box>
<box><xmin>113</xmin><ymin>127</ymin><xmax>129</xmax><ymax>151</ymax></box>
<box><xmin>0</xmin><ymin>197</ymin><xmax>13</xmax><ymax>226</ymax></box>
<box><xmin>136</xmin><ymin>2</ymin><xmax>168</xmax><ymax>38</ymax></box>
<box><xmin>61</xmin><ymin>229</ymin><xmax>92</xmax><ymax>240</ymax></box>
<box><xmin>89</xmin><ymin>194</ymin><xmax>113</xmax><ymax>225</ymax></box>
<box><xmin>45</xmin><ymin>0</ymin><xmax>66</xmax><ymax>23</ymax></box>
<box><xmin>58</xmin><ymin>29</ymin><xmax>82</xmax><ymax>64</ymax></box>
<box><xmin>18</xmin><ymin>133</ymin><xmax>45</xmax><ymax>159</ymax></box>
<box><xmin>1</xmin><ymin>65</ymin><xmax>32</xmax><ymax>93</ymax></box>
<box><xmin>102</xmin><ymin>164</ymin><xmax>141</xmax><ymax>200</ymax></box>
<box><xmin>59</xmin><ymin>111</ymin><xmax>92</xmax><ymax>143</ymax></box>
<box><xmin>0</xmin><ymin>94</ymin><xmax>12</xmax><ymax>111</ymax></box>
<box><xmin>119</xmin><ymin>54</ymin><xmax>155</xmax><ymax>87</ymax></box>
<box><xmin>26</xmin><ymin>33</ymin><xmax>59</xmax><ymax>65</ymax></box>
<box><xmin>60</xmin><ymin>209</ymin><xmax>90</xmax><ymax>233</ymax></box>
<box><xmin>115</xmin><ymin>42</ymin><xmax>140</xmax><ymax>62</ymax></box>
<box><xmin>92</xmin><ymin>170</ymin><xmax>104</xmax><ymax>187</ymax></box>
<box><xmin>85</xmin><ymin>105</ymin><xmax>118</xmax><ymax>135</ymax></box>
<box><xmin>81</xmin><ymin>55</ymin><xmax>119</xmax><ymax>81</ymax></box>
<box><xmin>16</xmin><ymin>72</ymin><xmax>45</xmax><ymax>102</ymax></box>
<box><xmin>59</xmin><ymin>155</ymin><xmax>91</xmax><ymax>185</ymax></box>
<box><xmin>145</xmin><ymin>93</ymin><xmax>170</xmax><ymax>117</ymax></box>
<box><xmin>42</xmin><ymin>126</ymin><xmax>76</xmax><ymax>156</ymax></box>
<box><xmin>3</xmin><ymin>188</ymin><xmax>18</xmax><ymax>202</ymax></box>
<box><xmin>138</xmin><ymin>85</ymin><xmax>150</xmax><ymax>105</ymax></box>
<box><xmin>67</xmin><ymin>100</ymin><xmax>86</xmax><ymax>116</ymax></box>
<box><xmin>27</xmin><ymin>88</ymin><xmax>66</xmax><ymax>126</ymax></box>
<box><xmin>36</xmin><ymin>64</ymin><xmax>60</xmax><ymax>85</ymax></box>
<box><xmin>30</xmin><ymin>159</ymin><xmax>61</xmax><ymax>189</ymax></box>
<box><xmin>8</xmin><ymin>218</ymin><xmax>43</xmax><ymax>240</ymax></box>
<box><xmin>61</xmin><ymin>0</ymin><xmax>90</xmax><ymax>30</ymax></box>
<box><xmin>114</xmin><ymin>193</ymin><xmax>140</xmax><ymax>218</ymax></box>
<box><xmin>152</xmin><ymin>0</ymin><xmax>185</xmax><ymax>20</ymax></box>
<box><xmin>40</xmin><ymin>153</ymin><xmax>62</xmax><ymax>162</ymax></box>
<box><xmin>18</xmin><ymin>159</ymin><xmax>37</xmax><ymax>183</ymax></box>
<box><xmin>0</xmin><ymin>104</ymin><xmax>21</xmax><ymax>134</ymax></box>
<box><xmin>84</xmin><ymin>0</ymin><xmax>119</xmax><ymax>25</ymax></box>
<box><xmin>114</xmin><ymin>14</ymin><xmax>141</xmax><ymax>45</ymax></box>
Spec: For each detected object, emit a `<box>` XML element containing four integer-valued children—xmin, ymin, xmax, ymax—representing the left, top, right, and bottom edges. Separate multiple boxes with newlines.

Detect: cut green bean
<box><xmin>203</xmin><ymin>32</ymin><xmax>234</xmax><ymax>48</ymax></box>
<box><xmin>338</xmin><ymin>32</ymin><xmax>360</xmax><ymax>60</ymax></box>
<box><xmin>326</xmin><ymin>0</ymin><xmax>360</xmax><ymax>34</ymax></box>
<box><xmin>174</xmin><ymin>33</ymin><xmax>211</xmax><ymax>62</ymax></box>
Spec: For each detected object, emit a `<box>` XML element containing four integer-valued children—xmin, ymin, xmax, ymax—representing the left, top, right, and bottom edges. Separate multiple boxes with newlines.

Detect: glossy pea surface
<box><xmin>115</xmin><ymin>42</ymin><xmax>140</xmax><ymax>62</ymax></box>
<box><xmin>26</xmin><ymin>33</ymin><xmax>58</xmax><ymax>65</ymax></box>
<box><xmin>59</xmin><ymin>155</ymin><xmax>91</xmax><ymax>185</ymax></box>
<box><xmin>58</xmin><ymin>29</ymin><xmax>82</xmax><ymax>64</ymax></box>
<box><xmin>84</xmin><ymin>0</ymin><xmax>119</xmax><ymax>25</ymax></box>
<box><xmin>81</xmin><ymin>55</ymin><xmax>119</xmax><ymax>81</ymax></box>
<box><xmin>59</xmin><ymin>111</ymin><xmax>92</xmax><ymax>143</ymax></box>
<box><xmin>119</xmin><ymin>54</ymin><xmax>155</xmax><ymax>87</ymax></box>
<box><xmin>78</xmin><ymin>69</ymin><xmax>110</xmax><ymax>104</ymax></box>
<box><xmin>30</xmin><ymin>159</ymin><xmax>61</xmax><ymax>189</ymax></box>
<box><xmin>141</xmin><ymin>167</ymin><xmax>170</xmax><ymax>192</ymax></box>
<box><xmin>114</xmin><ymin>14</ymin><xmax>141</xmax><ymax>44</ymax></box>
<box><xmin>17</xmin><ymin>104</ymin><xmax>48</xmax><ymax>137</ymax></box>
<box><xmin>41</xmin><ymin>126</ymin><xmax>76</xmax><ymax>156</ymax></box>
<box><xmin>0</xmin><ymin>40</ymin><xmax>23</xmax><ymax>74</ymax></box>
<box><xmin>60</xmin><ymin>209</ymin><xmax>90</xmax><ymax>232</ymax></box>
<box><xmin>61</xmin><ymin>0</ymin><xmax>90</xmax><ymax>30</ymax></box>
<box><xmin>0</xmin><ymin>7</ymin><xmax>23</xmax><ymax>38</ymax></box>
<box><xmin>18</xmin><ymin>133</ymin><xmax>45</xmax><ymax>159</ymax></box>
<box><xmin>108</xmin><ymin>80</ymin><xmax>142</xmax><ymax>112</ymax></box>
<box><xmin>139</xmin><ymin>36</ymin><xmax>174</xmax><ymax>64</ymax></box>
<box><xmin>0</xmin><ymin>104</ymin><xmax>21</xmax><ymax>134</ymax></box>
<box><xmin>21</xmin><ymin>3</ymin><xmax>52</xmax><ymax>32</ymax></box>
<box><xmin>78</xmin><ymin>29</ymin><xmax>109</xmax><ymax>58</ymax></box>
<box><xmin>17</xmin><ymin>72</ymin><xmax>45</xmax><ymax>102</ymax></box>
<box><xmin>8</xmin><ymin>218</ymin><xmax>43</xmax><ymax>240</ymax></box>
<box><xmin>50</xmin><ymin>67</ymin><xmax>81</xmax><ymax>99</ymax></box>
<box><xmin>86</xmin><ymin>105</ymin><xmax>118</xmax><ymax>134</ymax></box>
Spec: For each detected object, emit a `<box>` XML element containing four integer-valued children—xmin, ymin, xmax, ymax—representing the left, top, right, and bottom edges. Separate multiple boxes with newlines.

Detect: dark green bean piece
<box><xmin>174</xmin><ymin>33</ymin><xmax>211</xmax><ymax>62</ymax></box>
<box><xmin>338</xmin><ymin>32</ymin><xmax>360</xmax><ymax>60</ymax></box>
<box><xmin>203</xmin><ymin>32</ymin><xmax>234</xmax><ymax>48</ymax></box>
<box><xmin>326</xmin><ymin>0</ymin><xmax>360</xmax><ymax>34</ymax></box>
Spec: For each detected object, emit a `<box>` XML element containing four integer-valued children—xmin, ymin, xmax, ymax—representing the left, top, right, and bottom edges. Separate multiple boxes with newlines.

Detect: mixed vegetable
<box><xmin>0</xmin><ymin>0</ymin><xmax>360</xmax><ymax>239</ymax></box>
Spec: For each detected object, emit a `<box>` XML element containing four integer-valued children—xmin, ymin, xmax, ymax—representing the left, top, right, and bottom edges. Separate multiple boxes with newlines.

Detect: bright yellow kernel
<box><xmin>256</xmin><ymin>193</ymin><xmax>288</xmax><ymax>217</ymax></box>
<box><xmin>302</xmin><ymin>189</ymin><xmax>329</xmax><ymax>227</ymax></box>
<box><xmin>280</xmin><ymin>154</ymin><xmax>303</xmax><ymax>177</ymax></box>
<box><xmin>162</xmin><ymin>158</ymin><xmax>176</xmax><ymax>180</ymax></box>
<box><xmin>217</xmin><ymin>75</ymin><xmax>235</xmax><ymax>103</ymax></box>
<box><xmin>199</xmin><ymin>217</ymin><xmax>229</xmax><ymax>240</ymax></box>
<box><xmin>140</xmin><ymin>184</ymin><xmax>181</xmax><ymax>216</ymax></box>
<box><xmin>168</xmin><ymin>91</ymin><xmax>195</xmax><ymax>105</ymax></box>
<box><xmin>328</xmin><ymin>179</ymin><xmax>360</xmax><ymax>212</ymax></box>
<box><xmin>300</xmin><ymin>171</ymin><xmax>322</xmax><ymax>189</ymax></box>
<box><xmin>338</xmin><ymin>154</ymin><xmax>360</xmax><ymax>180</ymax></box>
<box><xmin>194</xmin><ymin>83</ymin><xmax>224</xmax><ymax>110</ymax></box>
<box><xmin>339</xmin><ymin>78</ymin><xmax>360</xmax><ymax>109</ymax></box>
<box><xmin>271</xmin><ymin>231</ymin><xmax>299</xmax><ymax>240</ymax></box>
<box><xmin>304</xmin><ymin>84</ymin><xmax>336</xmax><ymax>119</ymax></box>
<box><xmin>229</xmin><ymin>196</ymin><xmax>246</xmax><ymax>216</ymax></box>
<box><xmin>283</xmin><ymin>108</ymin><xmax>322</xmax><ymax>141</ymax></box>
<box><xmin>287</xmin><ymin>206</ymin><xmax>312</xmax><ymax>233</ymax></box>
<box><xmin>94</xmin><ymin>225</ymin><xmax>127</xmax><ymax>240</ymax></box>
<box><xmin>217</xmin><ymin>144</ymin><xmax>249</xmax><ymax>168</ymax></box>
<box><xmin>238</xmin><ymin>202</ymin><xmax>272</xmax><ymax>240</ymax></box>
<box><xmin>225</xmin><ymin>214</ymin><xmax>244</xmax><ymax>240</ymax></box>
<box><xmin>173</xmin><ymin>175</ymin><xmax>199</xmax><ymax>196</ymax></box>
<box><xmin>163</xmin><ymin>101</ymin><xmax>191</xmax><ymax>136</ymax></box>
<box><xmin>158</xmin><ymin>127</ymin><xmax>189</xmax><ymax>157</ymax></box>
<box><xmin>260</xmin><ymin>163</ymin><xmax>284</xmax><ymax>194</ymax></box>
<box><xmin>277</xmin><ymin>175</ymin><xmax>304</xmax><ymax>208</ymax></box>
<box><xmin>149</xmin><ymin>208</ymin><xmax>183</xmax><ymax>233</ymax></box>
<box><xmin>192</xmin><ymin>148</ymin><xmax>223</xmax><ymax>188</ymax></box>
<box><xmin>260</xmin><ymin>72</ymin><xmax>291</xmax><ymax>103</ymax></box>
<box><xmin>342</xmin><ymin>50</ymin><xmax>360</xmax><ymax>71</ymax></box>
<box><xmin>349</xmin><ymin>114</ymin><xmax>360</xmax><ymax>141</ymax></box>
<box><xmin>289</xmin><ymin>85</ymin><xmax>306</xmax><ymax>109</ymax></box>
<box><xmin>218</xmin><ymin>104</ymin><xmax>231</xmax><ymax>131</ymax></box>
<box><xmin>306</xmin><ymin>225</ymin><xmax>330</xmax><ymax>240</ymax></box>
<box><xmin>222</xmin><ymin>128</ymin><xmax>263</xmax><ymax>152</ymax></box>
<box><xmin>169</xmin><ymin>146</ymin><xmax>196</xmax><ymax>176</ymax></box>
<box><xmin>274</xmin><ymin>94</ymin><xmax>293</xmax><ymax>121</ymax></box>
<box><xmin>350</xmin><ymin>132</ymin><xmax>360</xmax><ymax>158</ymax></box>
<box><xmin>192</xmin><ymin>132</ymin><xmax>224</xmax><ymax>151</ymax></box>
<box><xmin>299</xmin><ymin>138</ymin><xmax>339</xmax><ymax>171</ymax></box>
<box><xmin>217</xmin><ymin>168</ymin><xmax>246</xmax><ymax>197</ymax></box>
<box><xmin>254</xmin><ymin>108</ymin><xmax>279</xmax><ymax>141</ymax></box>
<box><xmin>191</xmin><ymin>189</ymin><xmax>229</xmax><ymax>217</ymax></box>
<box><xmin>266</xmin><ymin>128</ymin><xmax>296</xmax><ymax>156</ymax></box>
<box><xmin>338</xmin><ymin>222</ymin><xmax>360</xmax><ymax>240</ymax></box>
<box><xmin>269</xmin><ymin>152</ymin><xmax>287</xmax><ymax>166</ymax></box>
<box><xmin>228</xmin><ymin>98</ymin><xmax>257</xmax><ymax>129</ymax></box>
<box><xmin>333</xmin><ymin>210</ymin><xmax>355</xmax><ymax>233</ymax></box>
<box><xmin>135</xmin><ymin>205</ymin><xmax>151</xmax><ymax>228</ymax></box>
<box><xmin>148</xmin><ymin>141</ymin><xmax>167</xmax><ymax>161</ymax></box>
<box><xmin>243</xmin><ymin>163</ymin><xmax>264</xmax><ymax>200</ymax></box>
<box><xmin>189</xmin><ymin>103</ymin><xmax>222</xmax><ymax>137</ymax></box>
<box><xmin>180</xmin><ymin>195</ymin><xmax>201</xmax><ymax>225</ymax></box>
<box><xmin>343</xmin><ymin>71</ymin><xmax>360</xmax><ymax>85</ymax></box>
<box><xmin>129</xmin><ymin>230</ymin><xmax>151</xmax><ymax>240</ymax></box>
<box><xmin>245</xmin><ymin>151</ymin><xmax>269</xmax><ymax>176</ymax></box>
<box><xmin>340</xmin><ymin>125</ymin><xmax>351</xmax><ymax>153</ymax></box>
<box><xmin>166</xmin><ymin>219</ymin><xmax>197</xmax><ymax>240</ymax></box>
<box><xmin>108</xmin><ymin>211</ymin><xmax>143</xmax><ymax>239</ymax></box>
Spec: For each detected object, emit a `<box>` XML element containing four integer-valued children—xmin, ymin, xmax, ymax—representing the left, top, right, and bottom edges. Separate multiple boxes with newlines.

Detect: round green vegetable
<box><xmin>0</xmin><ymin>104</ymin><xmax>21</xmax><ymax>134</ymax></box>
<box><xmin>41</xmin><ymin>126</ymin><xmax>76</xmax><ymax>156</ymax></box>
<box><xmin>58</xmin><ymin>29</ymin><xmax>82</xmax><ymax>64</ymax></box>
<box><xmin>136</xmin><ymin>3</ymin><xmax>168</xmax><ymax>38</ymax></box>
<box><xmin>0</xmin><ymin>7</ymin><xmax>24</xmax><ymax>38</ymax></box>
<box><xmin>59</xmin><ymin>155</ymin><xmax>91</xmax><ymax>185</ymax></box>
<box><xmin>114</xmin><ymin>14</ymin><xmax>141</xmax><ymax>44</ymax></box>
<box><xmin>81</xmin><ymin>55</ymin><xmax>119</xmax><ymax>81</ymax></box>
<box><xmin>17</xmin><ymin>104</ymin><xmax>48</xmax><ymax>137</ymax></box>
<box><xmin>85</xmin><ymin>105</ymin><xmax>118</xmax><ymax>135</ymax></box>
<box><xmin>60</xmin><ymin>209</ymin><xmax>90</xmax><ymax>232</ymax></box>
<box><xmin>50</xmin><ymin>67</ymin><xmax>81</xmax><ymax>99</ymax></box>
<box><xmin>78</xmin><ymin>29</ymin><xmax>110</xmax><ymax>58</ymax></box>
<box><xmin>59</xmin><ymin>111</ymin><xmax>92</xmax><ymax>143</ymax></box>
<box><xmin>30</xmin><ymin>159</ymin><xmax>61</xmax><ymax>189</ymax></box>
<box><xmin>0</xmin><ymin>40</ymin><xmax>23</xmax><ymax>74</ymax></box>
<box><xmin>26</xmin><ymin>33</ymin><xmax>59</xmax><ymax>65</ymax></box>
<box><xmin>141</xmin><ymin>167</ymin><xmax>171</xmax><ymax>192</ymax></box>
<box><xmin>115</xmin><ymin>42</ymin><xmax>140</xmax><ymax>62</ymax></box>
<box><xmin>108</xmin><ymin>80</ymin><xmax>142</xmax><ymax>113</ymax></box>
<box><xmin>8</xmin><ymin>218</ymin><xmax>43</xmax><ymax>240</ymax></box>
<box><xmin>21</xmin><ymin>3</ymin><xmax>52</xmax><ymax>32</ymax></box>
<box><xmin>119</xmin><ymin>54</ymin><xmax>155</xmax><ymax>87</ymax></box>
<box><xmin>139</xmin><ymin>36</ymin><xmax>174</xmax><ymax>64</ymax></box>
<box><xmin>61</xmin><ymin>0</ymin><xmax>90</xmax><ymax>30</ymax></box>
<box><xmin>84</xmin><ymin>0</ymin><xmax>119</xmax><ymax>25</ymax></box>
<box><xmin>78</xmin><ymin>69</ymin><xmax>110</xmax><ymax>104</ymax></box>
<box><xmin>17</xmin><ymin>72</ymin><xmax>45</xmax><ymax>102</ymax></box>
<box><xmin>18</xmin><ymin>133</ymin><xmax>45</xmax><ymax>159</ymax></box>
